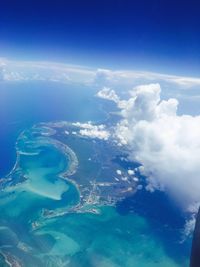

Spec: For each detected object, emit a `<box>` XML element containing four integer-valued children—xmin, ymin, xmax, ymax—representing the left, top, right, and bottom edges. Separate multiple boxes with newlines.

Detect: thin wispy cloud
<box><xmin>1</xmin><ymin>58</ymin><xmax>200</xmax><ymax>89</ymax></box>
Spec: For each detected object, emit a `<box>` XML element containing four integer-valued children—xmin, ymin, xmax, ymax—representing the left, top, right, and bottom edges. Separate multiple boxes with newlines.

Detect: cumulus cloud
<box><xmin>127</xmin><ymin>169</ymin><xmax>135</xmax><ymax>175</ymax></box>
<box><xmin>107</xmin><ymin>83</ymin><xmax>200</xmax><ymax>211</ymax></box>
<box><xmin>96</xmin><ymin>87</ymin><xmax>120</xmax><ymax>103</ymax></box>
<box><xmin>72</xmin><ymin>122</ymin><xmax>110</xmax><ymax>140</ymax></box>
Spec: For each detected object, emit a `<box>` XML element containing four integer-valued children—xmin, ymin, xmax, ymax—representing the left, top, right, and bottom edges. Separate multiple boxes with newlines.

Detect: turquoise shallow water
<box><xmin>0</xmin><ymin>80</ymin><xmax>109</xmax><ymax>177</ymax></box>
<box><xmin>0</xmin><ymin>126</ymin><xmax>80</xmax><ymax>266</ymax></box>
<box><xmin>0</xmin><ymin>124</ymin><xmax>190</xmax><ymax>266</ymax></box>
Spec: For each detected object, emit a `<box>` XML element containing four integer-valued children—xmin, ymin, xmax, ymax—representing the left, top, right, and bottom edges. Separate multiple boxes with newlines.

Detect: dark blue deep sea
<box><xmin>114</xmin><ymin>156</ymin><xmax>192</xmax><ymax>265</ymax></box>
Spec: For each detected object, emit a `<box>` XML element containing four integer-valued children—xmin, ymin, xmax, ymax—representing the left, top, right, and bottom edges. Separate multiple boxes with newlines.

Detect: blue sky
<box><xmin>0</xmin><ymin>0</ymin><xmax>200</xmax><ymax>75</ymax></box>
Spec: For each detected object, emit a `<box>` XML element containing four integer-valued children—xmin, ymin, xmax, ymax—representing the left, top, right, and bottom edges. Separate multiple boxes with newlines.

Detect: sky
<box><xmin>0</xmin><ymin>0</ymin><xmax>200</xmax><ymax>76</ymax></box>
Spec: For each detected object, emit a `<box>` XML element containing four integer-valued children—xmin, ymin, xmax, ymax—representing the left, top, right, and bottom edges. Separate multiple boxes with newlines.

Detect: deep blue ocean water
<box><xmin>114</xmin><ymin>156</ymin><xmax>191</xmax><ymax>265</ymax></box>
<box><xmin>0</xmin><ymin>81</ymin><xmax>107</xmax><ymax>177</ymax></box>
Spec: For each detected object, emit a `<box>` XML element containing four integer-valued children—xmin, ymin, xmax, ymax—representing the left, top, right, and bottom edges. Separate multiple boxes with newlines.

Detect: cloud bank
<box><xmin>97</xmin><ymin>84</ymin><xmax>200</xmax><ymax>211</ymax></box>
<box><xmin>0</xmin><ymin>58</ymin><xmax>94</xmax><ymax>84</ymax></box>
<box><xmin>1</xmin><ymin>58</ymin><xmax>200</xmax><ymax>89</ymax></box>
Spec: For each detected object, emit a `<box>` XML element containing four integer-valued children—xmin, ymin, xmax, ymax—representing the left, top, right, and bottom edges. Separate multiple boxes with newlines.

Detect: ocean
<box><xmin>0</xmin><ymin>80</ymin><xmax>107</xmax><ymax>177</ymax></box>
<box><xmin>0</xmin><ymin>80</ymin><xmax>191</xmax><ymax>266</ymax></box>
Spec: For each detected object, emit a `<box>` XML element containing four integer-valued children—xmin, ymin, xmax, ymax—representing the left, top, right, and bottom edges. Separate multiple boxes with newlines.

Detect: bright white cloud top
<box><xmin>96</xmin><ymin>87</ymin><xmax>120</xmax><ymax>103</ymax></box>
<box><xmin>72</xmin><ymin>122</ymin><xmax>110</xmax><ymax>140</ymax></box>
<box><xmin>98</xmin><ymin>84</ymin><xmax>200</xmax><ymax>211</ymax></box>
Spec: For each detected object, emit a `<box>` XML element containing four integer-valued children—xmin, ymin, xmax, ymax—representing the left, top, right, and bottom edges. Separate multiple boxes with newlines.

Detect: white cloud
<box><xmin>93</xmin><ymin>66</ymin><xmax>200</xmax><ymax>89</ymax></box>
<box><xmin>79</xmin><ymin>128</ymin><xmax>110</xmax><ymax>140</ymax></box>
<box><xmin>108</xmin><ymin>83</ymin><xmax>200</xmax><ymax>211</ymax></box>
<box><xmin>96</xmin><ymin>87</ymin><xmax>120</xmax><ymax>103</ymax></box>
<box><xmin>116</xmin><ymin>170</ymin><xmax>122</xmax><ymax>175</ymax></box>
<box><xmin>72</xmin><ymin>122</ymin><xmax>110</xmax><ymax>140</ymax></box>
<box><xmin>0</xmin><ymin>58</ymin><xmax>94</xmax><ymax>84</ymax></box>
<box><xmin>116</xmin><ymin>70</ymin><xmax>200</xmax><ymax>88</ymax></box>
<box><xmin>127</xmin><ymin>169</ymin><xmax>135</xmax><ymax>175</ymax></box>
<box><xmin>1</xmin><ymin>58</ymin><xmax>200</xmax><ymax>89</ymax></box>
<box><xmin>94</xmin><ymin>68</ymin><xmax>114</xmax><ymax>85</ymax></box>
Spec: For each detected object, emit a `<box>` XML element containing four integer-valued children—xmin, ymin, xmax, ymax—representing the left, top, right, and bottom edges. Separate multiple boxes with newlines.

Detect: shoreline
<box><xmin>1</xmin><ymin>125</ymin><xmax>80</xmax><ymax>201</ymax></box>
